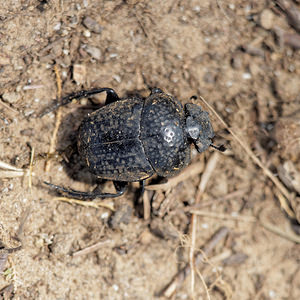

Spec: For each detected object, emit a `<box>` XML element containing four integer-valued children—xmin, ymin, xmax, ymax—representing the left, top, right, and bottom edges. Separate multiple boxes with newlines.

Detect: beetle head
<box><xmin>185</xmin><ymin>103</ymin><xmax>214</xmax><ymax>153</ymax></box>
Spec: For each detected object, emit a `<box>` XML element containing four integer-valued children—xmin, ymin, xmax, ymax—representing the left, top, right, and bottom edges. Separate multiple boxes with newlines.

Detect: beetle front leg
<box><xmin>104</xmin><ymin>89</ymin><xmax>120</xmax><ymax>105</ymax></box>
<box><xmin>44</xmin><ymin>180</ymin><xmax>127</xmax><ymax>200</ymax></box>
<box><xmin>40</xmin><ymin>88</ymin><xmax>120</xmax><ymax>117</ymax></box>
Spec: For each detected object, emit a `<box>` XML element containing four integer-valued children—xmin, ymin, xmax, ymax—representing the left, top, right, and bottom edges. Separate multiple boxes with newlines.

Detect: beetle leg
<box><xmin>104</xmin><ymin>89</ymin><xmax>120</xmax><ymax>105</ymax></box>
<box><xmin>139</xmin><ymin>180</ymin><xmax>145</xmax><ymax>196</ymax></box>
<box><xmin>44</xmin><ymin>180</ymin><xmax>126</xmax><ymax>200</ymax></box>
<box><xmin>39</xmin><ymin>88</ymin><xmax>119</xmax><ymax>117</ymax></box>
<box><xmin>210</xmin><ymin>143</ymin><xmax>226</xmax><ymax>152</ymax></box>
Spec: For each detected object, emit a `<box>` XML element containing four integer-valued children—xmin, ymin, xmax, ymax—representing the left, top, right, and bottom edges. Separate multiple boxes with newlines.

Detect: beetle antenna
<box><xmin>210</xmin><ymin>143</ymin><xmax>226</xmax><ymax>152</ymax></box>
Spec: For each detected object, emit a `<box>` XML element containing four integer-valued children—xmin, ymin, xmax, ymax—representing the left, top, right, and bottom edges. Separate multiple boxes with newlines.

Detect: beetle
<box><xmin>43</xmin><ymin>87</ymin><xmax>224</xmax><ymax>199</ymax></box>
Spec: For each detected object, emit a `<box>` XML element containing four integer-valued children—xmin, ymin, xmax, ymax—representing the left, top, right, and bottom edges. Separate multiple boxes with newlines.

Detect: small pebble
<box><xmin>269</xmin><ymin>290</ymin><xmax>276</xmax><ymax>298</ymax></box>
<box><xmin>112</xmin><ymin>284</ymin><xmax>119</xmax><ymax>292</ymax></box>
<box><xmin>274</xmin><ymin>72</ymin><xmax>300</xmax><ymax>102</ymax></box>
<box><xmin>231</xmin><ymin>212</ymin><xmax>238</xmax><ymax>217</ymax></box>
<box><xmin>20</xmin><ymin>128</ymin><xmax>34</xmax><ymax>136</ymax></box>
<box><xmin>242</xmin><ymin>72</ymin><xmax>251</xmax><ymax>80</ymax></box>
<box><xmin>273</xmin><ymin>116</ymin><xmax>300</xmax><ymax>159</ymax></box>
<box><xmin>83</xmin><ymin>30</ymin><xmax>91</xmax><ymax>38</ymax></box>
<box><xmin>83</xmin><ymin>16</ymin><xmax>103</xmax><ymax>34</ymax></box>
<box><xmin>201</xmin><ymin>223</ymin><xmax>209</xmax><ymax>229</ymax></box>
<box><xmin>53</xmin><ymin>22</ymin><xmax>61</xmax><ymax>31</ymax></box>
<box><xmin>2</xmin><ymin>187</ymin><xmax>9</xmax><ymax>193</ymax></box>
<box><xmin>259</xmin><ymin>9</ymin><xmax>274</xmax><ymax>30</ymax></box>
<box><xmin>225</xmin><ymin>106</ymin><xmax>233</xmax><ymax>113</ymax></box>
<box><xmin>113</xmin><ymin>75</ymin><xmax>121</xmax><ymax>83</ymax></box>
<box><xmin>73</xmin><ymin>64</ymin><xmax>87</xmax><ymax>85</ymax></box>
<box><xmin>139</xmin><ymin>230</ymin><xmax>153</xmax><ymax>245</ymax></box>
<box><xmin>0</xmin><ymin>54</ymin><xmax>10</xmax><ymax>65</ymax></box>
<box><xmin>2</xmin><ymin>92</ymin><xmax>20</xmax><ymax>104</ymax></box>
<box><xmin>193</xmin><ymin>6</ymin><xmax>201</xmax><ymax>13</ymax></box>
<box><xmin>203</xmin><ymin>71</ymin><xmax>216</xmax><ymax>84</ymax></box>
<box><xmin>226</xmin><ymin>81</ymin><xmax>233</xmax><ymax>87</ymax></box>
<box><xmin>81</xmin><ymin>44</ymin><xmax>102</xmax><ymax>60</ymax></box>
<box><xmin>101</xmin><ymin>212</ymin><xmax>109</xmax><ymax>219</ymax></box>
<box><xmin>24</xmin><ymin>109</ymin><xmax>35</xmax><ymax>117</ymax></box>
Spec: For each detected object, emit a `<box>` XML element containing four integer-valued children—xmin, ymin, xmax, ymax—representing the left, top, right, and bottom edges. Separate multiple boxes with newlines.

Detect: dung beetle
<box><xmin>43</xmin><ymin>87</ymin><xmax>224</xmax><ymax>199</ymax></box>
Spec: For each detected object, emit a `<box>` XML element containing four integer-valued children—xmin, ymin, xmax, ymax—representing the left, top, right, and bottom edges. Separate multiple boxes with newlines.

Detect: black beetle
<box><xmin>44</xmin><ymin>87</ymin><xmax>224</xmax><ymax>199</ymax></box>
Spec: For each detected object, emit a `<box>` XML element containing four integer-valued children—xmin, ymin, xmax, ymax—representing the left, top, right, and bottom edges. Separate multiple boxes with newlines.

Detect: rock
<box><xmin>150</xmin><ymin>218</ymin><xmax>179</xmax><ymax>240</ymax></box>
<box><xmin>274</xmin><ymin>72</ymin><xmax>300</xmax><ymax>102</ymax></box>
<box><xmin>260</xmin><ymin>9</ymin><xmax>275</xmax><ymax>30</ymax></box>
<box><xmin>278</xmin><ymin>161</ymin><xmax>300</xmax><ymax>194</ymax></box>
<box><xmin>2</xmin><ymin>91</ymin><xmax>20</xmax><ymax>104</ymax></box>
<box><xmin>73</xmin><ymin>64</ymin><xmax>87</xmax><ymax>85</ymax></box>
<box><xmin>81</xmin><ymin>44</ymin><xmax>102</xmax><ymax>60</ymax></box>
<box><xmin>83</xmin><ymin>16</ymin><xmax>103</xmax><ymax>34</ymax></box>
<box><xmin>49</xmin><ymin>233</ymin><xmax>74</xmax><ymax>256</ymax></box>
<box><xmin>273</xmin><ymin>116</ymin><xmax>300</xmax><ymax>160</ymax></box>
<box><xmin>0</xmin><ymin>54</ymin><xmax>10</xmax><ymax>65</ymax></box>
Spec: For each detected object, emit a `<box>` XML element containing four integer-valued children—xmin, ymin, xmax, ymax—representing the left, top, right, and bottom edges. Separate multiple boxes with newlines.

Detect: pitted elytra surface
<box><xmin>44</xmin><ymin>87</ymin><xmax>217</xmax><ymax>199</ymax></box>
<box><xmin>78</xmin><ymin>98</ymin><xmax>154</xmax><ymax>182</ymax></box>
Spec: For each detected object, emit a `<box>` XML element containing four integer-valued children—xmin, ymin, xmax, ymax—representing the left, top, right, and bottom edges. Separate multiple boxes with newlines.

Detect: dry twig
<box><xmin>146</xmin><ymin>161</ymin><xmax>204</xmax><ymax>191</ymax></box>
<box><xmin>189</xmin><ymin>152</ymin><xmax>220</xmax><ymax>299</ymax></box>
<box><xmin>0</xmin><ymin>283</ymin><xmax>14</xmax><ymax>299</ymax></box>
<box><xmin>191</xmin><ymin>209</ymin><xmax>300</xmax><ymax>244</ymax></box>
<box><xmin>0</xmin><ymin>161</ymin><xmax>23</xmax><ymax>172</ymax></box>
<box><xmin>190</xmin><ymin>210</ymin><xmax>257</xmax><ymax>223</ymax></box>
<box><xmin>52</xmin><ymin>197</ymin><xmax>115</xmax><ymax>211</ymax></box>
<box><xmin>45</xmin><ymin>64</ymin><xmax>63</xmax><ymax>172</ymax></box>
<box><xmin>183</xmin><ymin>188</ymin><xmax>248</xmax><ymax>212</ymax></box>
<box><xmin>216</xmin><ymin>0</ymin><xmax>232</xmax><ymax>23</ymax></box>
<box><xmin>259</xmin><ymin>213</ymin><xmax>300</xmax><ymax>244</ymax></box>
<box><xmin>161</xmin><ymin>226</ymin><xmax>229</xmax><ymax>298</ymax></box>
<box><xmin>199</xmin><ymin>96</ymin><xmax>295</xmax><ymax>219</ymax></box>
<box><xmin>275</xmin><ymin>26</ymin><xmax>300</xmax><ymax>50</ymax></box>
<box><xmin>0</xmin><ymin>99</ymin><xmax>19</xmax><ymax>114</ymax></box>
<box><xmin>0</xmin><ymin>160</ymin><xmax>32</xmax><ymax>180</ymax></box>
<box><xmin>0</xmin><ymin>209</ymin><xmax>29</xmax><ymax>277</ymax></box>
<box><xmin>72</xmin><ymin>240</ymin><xmax>113</xmax><ymax>257</ymax></box>
<box><xmin>28</xmin><ymin>146</ymin><xmax>35</xmax><ymax>192</ymax></box>
<box><xmin>143</xmin><ymin>189</ymin><xmax>151</xmax><ymax>221</ymax></box>
<box><xmin>275</xmin><ymin>0</ymin><xmax>300</xmax><ymax>33</ymax></box>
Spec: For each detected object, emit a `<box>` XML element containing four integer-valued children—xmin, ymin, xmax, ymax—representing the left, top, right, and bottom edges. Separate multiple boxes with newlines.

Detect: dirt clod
<box><xmin>109</xmin><ymin>204</ymin><xmax>133</xmax><ymax>229</ymax></box>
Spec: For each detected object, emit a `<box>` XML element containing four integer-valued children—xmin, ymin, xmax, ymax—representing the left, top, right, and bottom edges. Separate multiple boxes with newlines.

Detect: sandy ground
<box><xmin>1</xmin><ymin>0</ymin><xmax>300</xmax><ymax>299</ymax></box>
